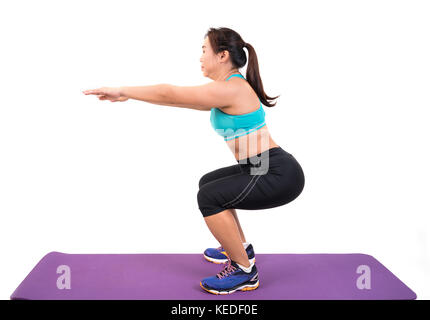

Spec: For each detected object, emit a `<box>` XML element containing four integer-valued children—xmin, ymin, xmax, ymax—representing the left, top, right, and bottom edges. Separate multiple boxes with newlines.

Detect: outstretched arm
<box><xmin>84</xmin><ymin>81</ymin><xmax>237</xmax><ymax>111</ymax></box>
<box><xmin>121</xmin><ymin>81</ymin><xmax>237</xmax><ymax>111</ymax></box>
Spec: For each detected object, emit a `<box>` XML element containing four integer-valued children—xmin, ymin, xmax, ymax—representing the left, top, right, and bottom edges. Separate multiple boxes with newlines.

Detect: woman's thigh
<box><xmin>197</xmin><ymin>171</ymin><xmax>257</xmax><ymax>217</ymax></box>
<box><xmin>197</xmin><ymin>152</ymin><xmax>305</xmax><ymax>217</ymax></box>
<box><xmin>235</xmin><ymin>153</ymin><xmax>305</xmax><ymax>210</ymax></box>
<box><xmin>198</xmin><ymin>164</ymin><xmax>243</xmax><ymax>189</ymax></box>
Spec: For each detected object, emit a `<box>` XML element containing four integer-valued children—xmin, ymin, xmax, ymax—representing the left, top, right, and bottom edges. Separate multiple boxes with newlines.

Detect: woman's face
<box><xmin>200</xmin><ymin>36</ymin><xmax>217</xmax><ymax>77</ymax></box>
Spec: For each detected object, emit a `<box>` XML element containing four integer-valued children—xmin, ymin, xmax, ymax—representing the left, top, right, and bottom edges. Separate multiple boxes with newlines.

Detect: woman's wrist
<box><xmin>119</xmin><ymin>86</ymin><xmax>127</xmax><ymax>98</ymax></box>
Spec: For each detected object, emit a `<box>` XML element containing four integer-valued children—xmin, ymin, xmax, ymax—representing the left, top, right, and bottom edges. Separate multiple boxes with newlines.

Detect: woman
<box><xmin>83</xmin><ymin>27</ymin><xmax>305</xmax><ymax>295</ymax></box>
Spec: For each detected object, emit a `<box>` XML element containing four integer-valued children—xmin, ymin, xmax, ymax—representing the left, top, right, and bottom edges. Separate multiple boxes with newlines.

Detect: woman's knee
<box><xmin>197</xmin><ymin>187</ymin><xmax>224</xmax><ymax>217</ymax></box>
<box><xmin>198</xmin><ymin>174</ymin><xmax>209</xmax><ymax>189</ymax></box>
<box><xmin>197</xmin><ymin>187</ymin><xmax>212</xmax><ymax>212</ymax></box>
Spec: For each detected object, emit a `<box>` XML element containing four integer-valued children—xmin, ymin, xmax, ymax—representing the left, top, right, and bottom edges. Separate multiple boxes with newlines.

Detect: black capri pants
<box><xmin>197</xmin><ymin>146</ymin><xmax>305</xmax><ymax>217</ymax></box>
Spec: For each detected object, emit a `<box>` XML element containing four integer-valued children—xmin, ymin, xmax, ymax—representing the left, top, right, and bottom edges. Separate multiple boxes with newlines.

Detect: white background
<box><xmin>1</xmin><ymin>0</ymin><xmax>429</xmax><ymax>300</ymax></box>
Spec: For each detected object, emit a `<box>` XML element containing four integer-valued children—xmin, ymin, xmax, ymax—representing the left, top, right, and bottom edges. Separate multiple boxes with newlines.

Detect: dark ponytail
<box><xmin>205</xmin><ymin>27</ymin><xmax>280</xmax><ymax>108</ymax></box>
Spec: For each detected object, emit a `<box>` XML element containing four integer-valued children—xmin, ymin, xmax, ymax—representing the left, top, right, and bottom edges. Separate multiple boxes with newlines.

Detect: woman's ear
<box><xmin>218</xmin><ymin>50</ymin><xmax>230</xmax><ymax>63</ymax></box>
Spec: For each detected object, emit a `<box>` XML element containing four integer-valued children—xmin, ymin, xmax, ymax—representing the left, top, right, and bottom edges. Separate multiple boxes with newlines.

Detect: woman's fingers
<box><xmin>83</xmin><ymin>87</ymin><xmax>123</xmax><ymax>102</ymax></box>
<box><xmin>85</xmin><ymin>90</ymin><xmax>99</xmax><ymax>95</ymax></box>
<box><xmin>83</xmin><ymin>88</ymin><xmax>104</xmax><ymax>95</ymax></box>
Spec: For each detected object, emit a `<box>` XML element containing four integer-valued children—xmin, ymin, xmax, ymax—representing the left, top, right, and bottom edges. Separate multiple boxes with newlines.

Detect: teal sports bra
<box><xmin>210</xmin><ymin>74</ymin><xmax>266</xmax><ymax>141</ymax></box>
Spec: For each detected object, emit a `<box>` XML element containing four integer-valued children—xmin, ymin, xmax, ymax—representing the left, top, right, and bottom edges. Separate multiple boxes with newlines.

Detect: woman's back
<box><xmin>210</xmin><ymin>73</ymin><xmax>279</xmax><ymax>161</ymax></box>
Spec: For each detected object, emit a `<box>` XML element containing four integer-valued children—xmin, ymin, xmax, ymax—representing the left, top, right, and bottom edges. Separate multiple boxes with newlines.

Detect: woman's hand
<box><xmin>82</xmin><ymin>87</ymin><xmax>129</xmax><ymax>102</ymax></box>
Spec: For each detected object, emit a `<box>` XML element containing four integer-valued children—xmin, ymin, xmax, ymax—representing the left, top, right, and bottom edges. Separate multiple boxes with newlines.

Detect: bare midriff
<box><xmin>226</xmin><ymin>124</ymin><xmax>280</xmax><ymax>161</ymax></box>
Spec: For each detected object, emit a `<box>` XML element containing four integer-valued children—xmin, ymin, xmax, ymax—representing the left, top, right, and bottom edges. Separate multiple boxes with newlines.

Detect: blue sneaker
<box><xmin>200</xmin><ymin>257</ymin><xmax>259</xmax><ymax>295</ymax></box>
<box><xmin>203</xmin><ymin>243</ymin><xmax>256</xmax><ymax>264</ymax></box>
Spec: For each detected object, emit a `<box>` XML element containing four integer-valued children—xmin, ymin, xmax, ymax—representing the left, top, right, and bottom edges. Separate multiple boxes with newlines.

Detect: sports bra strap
<box><xmin>225</xmin><ymin>74</ymin><xmax>245</xmax><ymax>81</ymax></box>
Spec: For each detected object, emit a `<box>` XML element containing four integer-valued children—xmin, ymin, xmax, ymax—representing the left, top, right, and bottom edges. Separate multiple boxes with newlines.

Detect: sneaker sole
<box><xmin>203</xmin><ymin>254</ymin><xmax>256</xmax><ymax>265</ymax></box>
<box><xmin>200</xmin><ymin>280</ymin><xmax>259</xmax><ymax>295</ymax></box>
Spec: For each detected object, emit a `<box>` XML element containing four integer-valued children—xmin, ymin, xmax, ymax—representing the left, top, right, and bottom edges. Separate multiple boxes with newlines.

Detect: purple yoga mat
<box><xmin>10</xmin><ymin>252</ymin><xmax>416</xmax><ymax>300</ymax></box>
